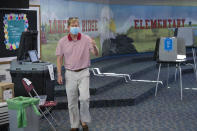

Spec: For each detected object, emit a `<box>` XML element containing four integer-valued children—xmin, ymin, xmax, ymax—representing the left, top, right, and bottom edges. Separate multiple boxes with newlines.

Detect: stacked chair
<box><xmin>175</xmin><ymin>27</ymin><xmax>197</xmax><ymax>80</ymax></box>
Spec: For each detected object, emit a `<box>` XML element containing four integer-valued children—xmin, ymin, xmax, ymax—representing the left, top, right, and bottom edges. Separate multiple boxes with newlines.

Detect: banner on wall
<box><xmin>40</xmin><ymin>0</ymin><xmax>197</xmax><ymax>64</ymax></box>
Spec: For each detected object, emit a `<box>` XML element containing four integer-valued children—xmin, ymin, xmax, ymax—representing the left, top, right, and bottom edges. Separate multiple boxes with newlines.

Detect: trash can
<box><xmin>7</xmin><ymin>96</ymin><xmax>41</xmax><ymax>131</ymax></box>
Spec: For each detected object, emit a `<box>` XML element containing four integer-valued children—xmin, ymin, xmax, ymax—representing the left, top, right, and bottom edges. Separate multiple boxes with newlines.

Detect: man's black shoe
<box><xmin>70</xmin><ymin>128</ymin><xmax>79</xmax><ymax>131</ymax></box>
<box><xmin>82</xmin><ymin>125</ymin><xmax>89</xmax><ymax>131</ymax></box>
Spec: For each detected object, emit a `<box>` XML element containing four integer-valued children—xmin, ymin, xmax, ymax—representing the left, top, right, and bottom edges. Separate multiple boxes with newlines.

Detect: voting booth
<box><xmin>159</xmin><ymin>37</ymin><xmax>186</xmax><ymax>62</ymax></box>
<box><xmin>155</xmin><ymin>37</ymin><xmax>186</xmax><ymax>100</ymax></box>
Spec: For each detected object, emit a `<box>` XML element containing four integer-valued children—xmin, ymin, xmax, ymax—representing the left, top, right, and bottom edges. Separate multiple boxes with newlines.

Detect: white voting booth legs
<box><xmin>155</xmin><ymin>63</ymin><xmax>183</xmax><ymax>100</ymax></box>
<box><xmin>192</xmin><ymin>47</ymin><xmax>197</xmax><ymax>81</ymax></box>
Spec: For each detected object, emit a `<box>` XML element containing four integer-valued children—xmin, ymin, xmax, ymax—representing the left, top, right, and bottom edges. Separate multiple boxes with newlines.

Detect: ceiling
<box><xmin>72</xmin><ymin>0</ymin><xmax>197</xmax><ymax>6</ymax></box>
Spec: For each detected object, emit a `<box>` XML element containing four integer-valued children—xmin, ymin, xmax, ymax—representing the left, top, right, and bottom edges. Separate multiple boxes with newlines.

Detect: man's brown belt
<box><xmin>68</xmin><ymin>68</ymin><xmax>86</xmax><ymax>72</ymax></box>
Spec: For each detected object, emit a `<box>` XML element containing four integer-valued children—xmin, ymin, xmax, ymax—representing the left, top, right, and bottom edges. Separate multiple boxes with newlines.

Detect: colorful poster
<box><xmin>4</xmin><ymin>14</ymin><xmax>28</xmax><ymax>50</ymax></box>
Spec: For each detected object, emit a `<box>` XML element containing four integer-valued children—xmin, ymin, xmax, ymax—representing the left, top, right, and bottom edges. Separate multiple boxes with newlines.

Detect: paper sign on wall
<box><xmin>164</xmin><ymin>38</ymin><xmax>173</xmax><ymax>51</ymax></box>
<box><xmin>3</xmin><ymin>89</ymin><xmax>13</xmax><ymax>100</ymax></box>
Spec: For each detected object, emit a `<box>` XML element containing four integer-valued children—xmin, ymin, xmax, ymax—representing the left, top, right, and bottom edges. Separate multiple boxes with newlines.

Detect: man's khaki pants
<box><xmin>65</xmin><ymin>68</ymin><xmax>91</xmax><ymax>128</ymax></box>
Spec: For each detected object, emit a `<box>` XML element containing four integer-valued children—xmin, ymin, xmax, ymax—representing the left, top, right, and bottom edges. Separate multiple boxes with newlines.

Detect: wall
<box><xmin>1</xmin><ymin>0</ymin><xmax>197</xmax><ymax>82</ymax></box>
<box><xmin>29</xmin><ymin>0</ymin><xmax>40</xmax><ymax>5</ymax></box>
<box><xmin>40</xmin><ymin>0</ymin><xmax>197</xmax><ymax>64</ymax></box>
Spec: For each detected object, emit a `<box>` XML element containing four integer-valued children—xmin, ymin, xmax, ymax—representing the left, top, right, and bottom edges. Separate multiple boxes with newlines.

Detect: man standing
<box><xmin>56</xmin><ymin>17</ymin><xmax>99</xmax><ymax>131</ymax></box>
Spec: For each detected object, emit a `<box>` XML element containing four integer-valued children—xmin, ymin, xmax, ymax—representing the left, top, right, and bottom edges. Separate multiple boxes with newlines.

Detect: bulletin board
<box><xmin>0</xmin><ymin>5</ymin><xmax>40</xmax><ymax>64</ymax></box>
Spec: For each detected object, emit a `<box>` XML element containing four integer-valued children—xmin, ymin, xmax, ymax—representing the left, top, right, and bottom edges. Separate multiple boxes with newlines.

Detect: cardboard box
<box><xmin>0</xmin><ymin>83</ymin><xmax>14</xmax><ymax>102</ymax></box>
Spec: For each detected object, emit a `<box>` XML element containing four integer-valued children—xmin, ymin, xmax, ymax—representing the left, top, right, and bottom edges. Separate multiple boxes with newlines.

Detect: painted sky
<box><xmin>40</xmin><ymin>0</ymin><xmax>197</xmax><ymax>33</ymax></box>
<box><xmin>41</xmin><ymin>0</ymin><xmax>104</xmax><ymax>23</ymax></box>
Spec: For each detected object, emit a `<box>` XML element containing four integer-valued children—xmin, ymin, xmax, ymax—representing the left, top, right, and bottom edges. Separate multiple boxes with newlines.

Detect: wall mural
<box><xmin>40</xmin><ymin>0</ymin><xmax>197</xmax><ymax>64</ymax></box>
